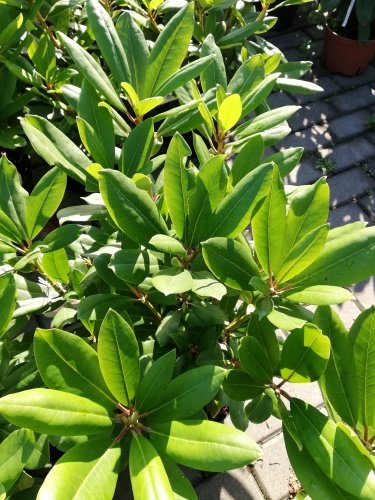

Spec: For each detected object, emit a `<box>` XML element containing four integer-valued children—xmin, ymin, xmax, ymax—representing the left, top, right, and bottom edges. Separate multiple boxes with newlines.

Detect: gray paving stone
<box><xmin>253</xmin><ymin>434</ymin><xmax>291</xmax><ymax>500</ymax></box>
<box><xmin>280</xmin><ymin>381</ymin><xmax>323</xmax><ymax>408</ymax></box>
<box><xmin>196</xmin><ymin>468</ymin><xmax>265</xmax><ymax>500</ymax></box>
<box><xmin>351</xmin><ymin>278</ymin><xmax>375</xmax><ymax>310</ymax></box>
<box><xmin>294</xmin><ymin>76</ymin><xmax>340</xmax><ymax>104</ymax></box>
<box><xmin>267</xmin><ymin>91</ymin><xmax>296</xmax><ymax>109</ymax></box>
<box><xmin>328</xmin><ymin>85</ymin><xmax>375</xmax><ymax>114</ymax></box>
<box><xmin>332</xmin><ymin>64</ymin><xmax>375</xmax><ymax>90</ymax></box>
<box><xmin>279</xmin><ymin>123</ymin><xmax>332</xmax><ymax>153</ymax></box>
<box><xmin>270</xmin><ymin>30</ymin><xmax>309</xmax><ymax>50</ymax></box>
<box><xmin>286</xmin><ymin>156</ymin><xmax>321</xmax><ymax>185</ymax></box>
<box><xmin>329</xmin><ymin>110</ymin><xmax>372</xmax><ymax>142</ymax></box>
<box><xmin>282</xmin><ymin>47</ymin><xmax>303</xmax><ymax>62</ymax></box>
<box><xmin>327</xmin><ymin>167</ymin><xmax>375</xmax><ymax>207</ymax></box>
<box><xmin>317</xmin><ymin>137</ymin><xmax>375</xmax><ymax>173</ymax></box>
<box><xmin>358</xmin><ymin>193</ymin><xmax>375</xmax><ymax>221</ymax></box>
<box><xmin>304</xmin><ymin>25</ymin><xmax>325</xmax><ymax>40</ymax></box>
<box><xmin>289</xmin><ymin>100</ymin><xmax>337</xmax><ymax>131</ymax></box>
<box><xmin>328</xmin><ymin>202</ymin><xmax>370</xmax><ymax>228</ymax></box>
<box><xmin>333</xmin><ymin>301</ymin><xmax>362</xmax><ymax>329</ymax></box>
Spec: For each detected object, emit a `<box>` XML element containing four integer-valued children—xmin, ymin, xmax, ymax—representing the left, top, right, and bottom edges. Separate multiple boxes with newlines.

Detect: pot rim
<box><xmin>324</xmin><ymin>22</ymin><xmax>375</xmax><ymax>47</ymax></box>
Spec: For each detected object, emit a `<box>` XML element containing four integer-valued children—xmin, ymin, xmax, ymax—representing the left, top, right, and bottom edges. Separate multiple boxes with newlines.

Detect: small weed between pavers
<box><xmin>365</xmin><ymin>113</ymin><xmax>375</xmax><ymax>132</ymax></box>
<box><xmin>315</xmin><ymin>157</ymin><xmax>336</xmax><ymax>176</ymax></box>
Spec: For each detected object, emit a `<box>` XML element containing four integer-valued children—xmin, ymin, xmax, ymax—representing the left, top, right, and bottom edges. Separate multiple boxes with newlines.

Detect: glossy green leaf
<box><xmin>136</xmin><ymin>350</ymin><xmax>176</xmax><ymax>412</ymax></box>
<box><xmin>200</xmin><ymin>34</ymin><xmax>227</xmax><ymax>93</ymax></box>
<box><xmin>0</xmin><ymin>156</ymin><xmax>28</xmax><ymax>240</ymax></box>
<box><xmin>146</xmin><ymin>366</ymin><xmax>225</xmax><ymax>421</ymax></box>
<box><xmin>0</xmin><ymin>429</ymin><xmax>34</xmax><ymax>493</ymax></box>
<box><xmin>239</xmin><ymin>336</ymin><xmax>273</xmax><ymax>384</ymax></box>
<box><xmin>77</xmin><ymin>295</ymin><xmax>133</xmax><ymax>326</ymax></box>
<box><xmin>252</xmin><ymin>165</ymin><xmax>286</xmax><ymax>276</ymax></box>
<box><xmin>276</xmin><ymin>78</ymin><xmax>323</xmax><ymax>94</ymax></box>
<box><xmin>217</xmin><ymin>19</ymin><xmax>264</xmax><ymax>48</ymax></box>
<box><xmin>266</xmin><ymin>147</ymin><xmax>304</xmax><ymax>178</ymax></box>
<box><xmin>98</xmin><ymin>309</ymin><xmax>139</xmax><ymax>405</ymax></box>
<box><xmin>0</xmin><ymin>272</ymin><xmax>16</xmax><ymax>337</ymax></box>
<box><xmin>150</xmin><ymin>419</ymin><xmax>261</xmax><ymax>472</ymax></box>
<box><xmin>38</xmin><ymin>438</ymin><xmax>120</xmax><ymax>500</ymax></box>
<box><xmin>245</xmin><ymin>393</ymin><xmax>273</xmax><ymax>423</ymax></box>
<box><xmin>25</xmin><ymin>433</ymin><xmax>50</xmax><ymax>470</ymax></box>
<box><xmin>227</xmin><ymin>54</ymin><xmax>264</xmax><ymax>97</ymax></box>
<box><xmin>0</xmin><ymin>210</ymin><xmax>22</xmax><ymax>243</ymax></box>
<box><xmin>22</xmin><ymin>115</ymin><xmax>94</xmax><ymax>186</ymax></box>
<box><xmin>223</xmin><ymin>369</ymin><xmax>266</xmax><ymax>401</ymax></box>
<box><xmin>144</xmin><ymin>3</ymin><xmax>194</xmax><ymax>97</ymax></box>
<box><xmin>155</xmin><ymin>310</ymin><xmax>182</xmax><ymax>347</ymax></box>
<box><xmin>313</xmin><ymin>306</ymin><xmax>357</xmax><ymax>428</ymax></box>
<box><xmin>26</xmin><ymin>168</ymin><xmax>66</xmax><ymax>240</ymax></box>
<box><xmin>161</xmin><ymin>457</ymin><xmax>197</xmax><ymax>500</ymax></box>
<box><xmin>202</xmin><ymin>162</ymin><xmax>273</xmax><ymax>240</ymax></box>
<box><xmin>246</xmin><ymin>315</ymin><xmax>280</xmax><ymax>369</ymax></box>
<box><xmin>187</xmin><ymin>155</ymin><xmax>227</xmax><ymax>245</ymax></box>
<box><xmin>58</xmin><ymin>32</ymin><xmax>125</xmax><ymax>111</ymax></box>
<box><xmin>130</xmin><ymin>435</ymin><xmax>173</xmax><ymax>500</ymax></box>
<box><xmin>99</xmin><ymin>170</ymin><xmax>169</xmax><ymax>246</ymax></box>
<box><xmin>121</xmin><ymin>119</ymin><xmax>154</xmax><ymax>177</ymax></box>
<box><xmin>280</xmin><ymin>323</ymin><xmax>330</xmax><ymax>383</ymax></box>
<box><xmin>291</xmin><ymin>225</ymin><xmax>375</xmax><ymax>287</ymax></box>
<box><xmin>241</xmin><ymin>73</ymin><xmax>279</xmax><ymax>117</ymax></box>
<box><xmin>152</xmin><ymin>269</ymin><xmax>193</xmax><ymax>296</ymax></box>
<box><xmin>191</xmin><ymin>271</ymin><xmax>226</xmax><ymax>300</ymax></box>
<box><xmin>231</xmin><ymin>135</ymin><xmax>264</xmax><ymax>185</ymax></box>
<box><xmin>110</xmin><ymin>249</ymin><xmax>159</xmax><ymax>284</ymax></box>
<box><xmin>283</xmin><ymin>285</ymin><xmax>354</xmax><ymax>305</ymax></box>
<box><xmin>34</xmin><ymin>328</ymin><xmax>115</xmax><ymax>410</ymax></box>
<box><xmin>149</xmin><ymin>234</ymin><xmax>187</xmax><ymax>256</ymax></box>
<box><xmin>236</xmin><ymin>105</ymin><xmax>300</xmax><ymax>138</ymax></box>
<box><xmin>41</xmin><ymin>224</ymin><xmax>83</xmax><ymax>253</ymax></box>
<box><xmin>116</xmin><ymin>11</ymin><xmax>149</xmax><ymax>97</ymax></box>
<box><xmin>134</xmin><ymin>96</ymin><xmax>163</xmax><ymax>116</ymax></box>
<box><xmin>291</xmin><ymin>399</ymin><xmax>375</xmax><ymax>499</ymax></box>
<box><xmin>164</xmin><ymin>133</ymin><xmax>191</xmax><ymax>239</ymax></box>
<box><xmin>40</xmin><ymin>248</ymin><xmax>69</xmax><ymax>283</ymax></box>
<box><xmin>87</xmin><ymin>0</ymin><xmax>130</xmax><ymax>84</ymax></box>
<box><xmin>349</xmin><ymin>306</ymin><xmax>375</xmax><ymax>435</ymax></box>
<box><xmin>78</xmin><ymin>79</ymin><xmax>115</xmax><ymax>168</ymax></box>
<box><xmin>0</xmin><ymin>389</ymin><xmax>113</xmax><ymax>436</ymax></box>
<box><xmin>217</xmin><ymin>94</ymin><xmax>242</xmax><ymax>134</ymax></box>
<box><xmin>202</xmin><ymin>237</ymin><xmax>259</xmax><ymax>291</ymax></box>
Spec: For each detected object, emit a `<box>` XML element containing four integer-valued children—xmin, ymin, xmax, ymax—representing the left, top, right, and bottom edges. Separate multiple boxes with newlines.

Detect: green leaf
<box><xmin>239</xmin><ymin>336</ymin><xmax>273</xmax><ymax>384</ymax></box>
<box><xmin>0</xmin><ymin>156</ymin><xmax>28</xmax><ymax>240</ymax></box>
<box><xmin>291</xmin><ymin>225</ymin><xmax>375</xmax><ymax>287</ymax></box>
<box><xmin>87</xmin><ymin>0</ymin><xmax>130</xmax><ymax>84</ymax></box>
<box><xmin>40</xmin><ymin>248</ymin><xmax>69</xmax><ymax>283</ymax></box>
<box><xmin>38</xmin><ymin>438</ymin><xmax>121</xmax><ymax>500</ymax></box>
<box><xmin>98</xmin><ymin>309</ymin><xmax>139</xmax><ymax>406</ymax></box>
<box><xmin>191</xmin><ymin>271</ymin><xmax>226</xmax><ymax>300</ymax></box>
<box><xmin>26</xmin><ymin>168</ymin><xmax>66</xmax><ymax>240</ymax></box>
<box><xmin>0</xmin><ymin>389</ymin><xmax>113</xmax><ymax>436</ymax></box>
<box><xmin>77</xmin><ymin>295</ymin><xmax>133</xmax><ymax>327</ymax></box>
<box><xmin>268</xmin><ymin>303</ymin><xmax>312</xmax><ymax>330</ymax></box>
<box><xmin>202</xmin><ymin>237</ymin><xmax>259</xmax><ymax>291</ymax></box>
<box><xmin>227</xmin><ymin>54</ymin><xmax>265</xmax><ymax>98</ymax></box>
<box><xmin>245</xmin><ymin>393</ymin><xmax>273</xmax><ymax>423</ymax></box>
<box><xmin>110</xmin><ymin>249</ymin><xmax>159</xmax><ymax>284</ymax></box>
<box><xmin>202</xmin><ymin>162</ymin><xmax>273</xmax><ymax>240</ymax></box>
<box><xmin>155</xmin><ymin>311</ymin><xmax>182</xmax><ymax>347</ymax></box>
<box><xmin>266</xmin><ymin>147</ymin><xmax>304</xmax><ymax>178</ymax></box>
<box><xmin>199</xmin><ymin>34</ymin><xmax>227</xmax><ymax>93</ymax></box>
<box><xmin>144</xmin><ymin>3</ymin><xmax>195</xmax><ymax>97</ymax></box>
<box><xmin>149</xmin><ymin>234</ymin><xmax>187</xmax><ymax>256</ymax></box>
<box><xmin>246</xmin><ymin>315</ymin><xmax>280</xmax><ymax>369</ymax></box>
<box><xmin>280</xmin><ymin>323</ymin><xmax>330</xmax><ymax>383</ymax></box>
<box><xmin>134</xmin><ymin>96</ymin><xmax>163</xmax><ymax>117</ymax></box>
<box><xmin>41</xmin><ymin>224</ymin><xmax>83</xmax><ymax>253</ymax></box>
<box><xmin>223</xmin><ymin>369</ymin><xmax>266</xmax><ymax>401</ymax></box>
<box><xmin>22</xmin><ymin>115</ymin><xmax>94</xmax><ymax>186</ymax></box>
<box><xmin>276</xmin><ymin>78</ymin><xmax>323</xmax><ymax>94</ymax></box>
<box><xmin>152</xmin><ymin>269</ymin><xmax>193</xmax><ymax>296</ymax></box>
<box><xmin>150</xmin><ymin>419</ymin><xmax>261</xmax><ymax>472</ymax></box>
<box><xmin>236</xmin><ymin>105</ymin><xmax>300</xmax><ymax>138</ymax></box>
<box><xmin>78</xmin><ymin>79</ymin><xmax>115</xmax><ymax>168</ymax></box>
<box><xmin>146</xmin><ymin>366</ymin><xmax>225</xmax><ymax>421</ymax></box>
<box><xmin>136</xmin><ymin>350</ymin><xmax>176</xmax><ymax>412</ymax></box>
<box><xmin>291</xmin><ymin>399</ymin><xmax>375</xmax><ymax>499</ymax></box>
<box><xmin>217</xmin><ymin>19</ymin><xmax>264</xmax><ymax>48</ymax></box>
<box><xmin>99</xmin><ymin>170</ymin><xmax>168</xmax><ymax>246</ymax></box>
<box><xmin>313</xmin><ymin>306</ymin><xmax>357</xmax><ymax>429</ymax></box>
<box><xmin>0</xmin><ymin>429</ymin><xmax>34</xmax><ymax>493</ymax></box>
<box><xmin>116</xmin><ymin>11</ymin><xmax>149</xmax><ymax>97</ymax></box>
<box><xmin>34</xmin><ymin>328</ymin><xmax>115</xmax><ymax>410</ymax></box>
<box><xmin>349</xmin><ymin>306</ymin><xmax>375</xmax><ymax>435</ymax></box>
<box><xmin>0</xmin><ymin>272</ymin><xmax>16</xmax><ymax>338</ymax></box>
<box><xmin>58</xmin><ymin>32</ymin><xmax>125</xmax><ymax>111</ymax></box>
<box><xmin>187</xmin><ymin>155</ymin><xmax>227</xmax><ymax>246</ymax></box>
<box><xmin>0</xmin><ymin>210</ymin><xmax>23</xmax><ymax>243</ymax></box>
<box><xmin>252</xmin><ymin>165</ymin><xmax>286</xmax><ymax>276</ymax></box>
<box><xmin>283</xmin><ymin>285</ymin><xmax>354</xmax><ymax>305</ymax></box>
<box><xmin>130</xmin><ymin>435</ymin><xmax>174</xmax><ymax>500</ymax></box>
<box><xmin>217</xmin><ymin>94</ymin><xmax>242</xmax><ymax>134</ymax></box>
<box><xmin>121</xmin><ymin>119</ymin><xmax>154</xmax><ymax>177</ymax></box>
<box><xmin>231</xmin><ymin>134</ymin><xmax>264</xmax><ymax>186</ymax></box>
<box><xmin>164</xmin><ymin>133</ymin><xmax>191</xmax><ymax>239</ymax></box>
<box><xmin>161</xmin><ymin>457</ymin><xmax>197</xmax><ymax>500</ymax></box>
<box><xmin>242</xmin><ymin>73</ymin><xmax>279</xmax><ymax>117</ymax></box>
<box><xmin>25</xmin><ymin>433</ymin><xmax>50</xmax><ymax>470</ymax></box>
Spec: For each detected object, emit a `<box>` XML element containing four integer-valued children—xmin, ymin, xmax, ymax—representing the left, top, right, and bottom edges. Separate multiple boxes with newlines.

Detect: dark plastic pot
<box><xmin>322</xmin><ymin>24</ymin><xmax>375</xmax><ymax>76</ymax></box>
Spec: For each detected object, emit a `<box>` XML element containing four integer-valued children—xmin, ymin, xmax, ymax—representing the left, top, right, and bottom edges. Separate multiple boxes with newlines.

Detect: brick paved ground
<box><xmin>193</xmin><ymin>6</ymin><xmax>375</xmax><ymax>500</ymax></box>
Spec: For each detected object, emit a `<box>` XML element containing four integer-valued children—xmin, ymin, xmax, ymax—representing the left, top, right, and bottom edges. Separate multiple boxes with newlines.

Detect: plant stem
<box><xmin>34</xmin><ymin>259</ymin><xmax>66</xmax><ymax>295</ymax></box>
<box><xmin>36</xmin><ymin>13</ymin><xmax>61</xmax><ymax>50</ymax></box>
<box><xmin>131</xmin><ymin>287</ymin><xmax>162</xmax><ymax>322</ymax></box>
<box><xmin>225</xmin><ymin>313</ymin><xmax>250</xmax><ymax>334</ymax></box>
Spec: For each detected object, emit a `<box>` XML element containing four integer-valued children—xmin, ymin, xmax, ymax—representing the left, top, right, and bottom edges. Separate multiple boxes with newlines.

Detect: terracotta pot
<box><xmin>322</xmin><ymin>24</ymin><xmax>375</xmax><ymax>76</ymax></box>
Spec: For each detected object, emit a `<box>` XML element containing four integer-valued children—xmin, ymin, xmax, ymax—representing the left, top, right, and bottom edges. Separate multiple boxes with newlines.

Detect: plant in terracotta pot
<box><xmin>318</xmin><ymin>0</ymin><xmax>375</xmax><ymax>74</ymax></box>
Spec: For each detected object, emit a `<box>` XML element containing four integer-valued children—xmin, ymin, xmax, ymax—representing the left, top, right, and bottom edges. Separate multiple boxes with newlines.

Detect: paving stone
<box><xmin>282</xmin><ymin>47</ymin><xmax>303</xmax><ymax>62</ymax></box>
<box><xmin>304</xmin><ymin>24</ymin><xmax>325</xmax><ymax>40</ymax></box>
<box><xmin>329</xmin><ymin>109</ymin><xmax>371</xmax><ymax>142</ymax></box>
<box><xmin>253</xmin><ymin>434</ymin><xmax>291</xmax><ymax>500</ymax></box>
<box><xmin>279</xmin><ymin>123</ymin><xmax>332</xmax><ymax>153</ymax></box>
<box><xmin>358</xmin><ymin>193</ymin><xmax>375</xmax><ymax>221</ymax></box>
<box><xmin>350</xmin><ymin>278</ymin><xmax>375</xmax><ymax>310</ymax></box>
<box><xmin>286</xmin><ymin>156</ymin><xmax>321</xmax><ymax>185</ymax></box>
<box><xmin>327</xmin><ymin>168</ymin><xmax>375</xmax><ymax>207</ymax></box>
<box><xmin>332</xmin><ymin>64</ymin><xmax>375</xmax><ymax>90</ymax></box>
<box><xmin>328</xmin><ymin>85</ymin><xmax>375</xmax><ymax>114</ymax></box>
<box><xmin>328</xmin><ymin>202</ymin><xmax>370</xmax><ymax>228</ymax></box>
<box><xmin>289</xmin><ymin>100</ymin><xmax>337</xmax><ymax>131</ymax></box>
<box><xmin>196</xmin><ymin>468</ymin><xmax>265</xmax><ymax>500</ymax></box>
<box><xmin>280</xmin><ymin>381</ymin><xmax>323</xmax><ymax>408</ymax></box>
<box><xmin>267</xmin><ymin>91</ymin><xmax>296</xmax><ymax>109</ymax></box>
<box><xmin>333</xmin><ymin>301</ymin><xmax>362</xmax><ymax>329</ymax></box>
<box><xmin>317</xmin><ymin>137</ymin><xmax>375</xmax><ymax>172</ymax></box>
<box><xmin>294</xmin><ymin>76</ymin><xmax>340</xmax><ymax>104</ymax></box>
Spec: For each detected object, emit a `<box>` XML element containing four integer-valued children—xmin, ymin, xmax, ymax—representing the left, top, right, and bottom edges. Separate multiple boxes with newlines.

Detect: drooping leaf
<box><xmin>245</xmin><ymin>392</ymin><xmax>273</xmax><ymax>423</ymax></box>
<box><xmin>37</xmin><ymin>438</ymin><xmax>121</xmax><ymax>500</ymax></box>
<box><xmin>34</xmin><ymin>328</ymin><xmax>115</xmax><ymax>410</ymax></box>
<box><xmin>191</xmin><ymin>271</ymin><xmax>226</xmax><ymax>300</ymax></box>
<box><xmin>110</xmin><ymin>249</ymin><xmax>159</xmax><ymax>285</ymax></box>
<box><xmin>121</xmin><ymin>119</ymin><xmax>154</xmax><ymax>177</ymax></box>
<box><xmin>40</xmin><ymin>248</ymin><xmax>69</xmax><ymax>283</ymax></box>
<box><xmin>283</xmin><ymin>285</ymin><xmax>354</xmax><ymax>305</ymax></box>
<box><xmin>161</xmin><ymin>456</ymin><xmax>197</xmax><ymax>500</ymax></box>
<box><xmin>238</xmin><ymin>336</ymin><xmax>273</xmax><ymax>384</ymax></box>
<box><xmin>0</xmin><ymin>272</ymin><xmax>16</xmax><ymax>337</ymax></box>
<box><xmin>231</xmin><ymin>134</ymin><xmax>264</xmax><ymax>185</ymax></box>
<box><xmin>149</xmin><ymin>234</ymin><xmax>187</xmax><ymax>256</ymax></box>
<box><xmin>150</xmin><ymin>419</ymin><xmax>261</xmax><ymax>472</ymax></box>
<box><xmin>200</xmin><ymin>34</ymin><xmax>227</xmax><ymax>92</ymax></box>
<box><xmin>280</xmin><ymin>323</ymin><xmax>330</xmax><ymax>383</ymax></box>
<box><xmin>0</xmin><ymin>429</ymin><xmax>34</xmax><ymax>493</ymax></box>
<box><xmin>223</xmin><ymin>369</ymin><xmax>266</xmax><ymax>401</ymax></box>
<box><xmin>0</xmin><ymin>210</ymin><xmax>23</xmax><ymax>243</ymax></box>
<box><xmin>98</xmin><ymin>309</ymin><xmax>139</xmax><ymax>406</ymax></box>
<box><xmin>0</xmin><ymin>389</ymin><xmax>113</xmax><ymax>436</ymax></box>
<box><xmin>152</xmin><ymin>269</ymin><xmax>193</xmax><ymax>296</ymax></box>
<box><xmin>99</xmin><ymin>170</ymin><xmax>169</xmax><ymax>246</ymax></box>
<box><xmin>266</xmin><ymin>147</ymin><xmax>304</xmax><ymax>178</ymax></box>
